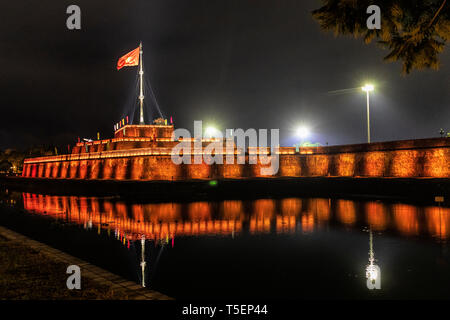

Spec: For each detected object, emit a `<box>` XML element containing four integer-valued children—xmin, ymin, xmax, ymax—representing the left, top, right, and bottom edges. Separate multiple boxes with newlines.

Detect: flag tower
<box><xmin>138</xmin><ymin>42</ymin><xmax>145</xmax><ymax>124</ymax></box>
<box><xmin>117</xmin><ymin>42</ymin><xmax>145</xmax><ymax>124</ymax></box>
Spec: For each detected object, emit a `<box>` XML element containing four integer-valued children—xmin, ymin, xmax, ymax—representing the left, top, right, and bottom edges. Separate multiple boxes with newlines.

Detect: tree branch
<box><xmin>428</xmin><ymin>0</ymin><xmax>447</xmax><ymax>28</ymax></box>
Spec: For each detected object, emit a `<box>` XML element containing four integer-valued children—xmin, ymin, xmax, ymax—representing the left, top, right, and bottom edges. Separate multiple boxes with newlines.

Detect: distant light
<box><xmin>296</xmin><ymin>126</ymin><xmax>310</xmax><ymax>139</ymax></box>
<box><xmin>362</xmin><ymin>84</ymin><xmax>374</xmax><ymax>92</ymax></box>
<box><xmin>209</xmin><ymin>180</ymin><xmax>218</xmax><ymax>187</ymax></box>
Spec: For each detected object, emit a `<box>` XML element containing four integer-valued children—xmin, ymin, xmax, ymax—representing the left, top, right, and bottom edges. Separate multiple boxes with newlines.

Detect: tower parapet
<box><xmin>114</xmin><ymin>124</ymin><xmax>174</xmax><ymax>140</ymax></box>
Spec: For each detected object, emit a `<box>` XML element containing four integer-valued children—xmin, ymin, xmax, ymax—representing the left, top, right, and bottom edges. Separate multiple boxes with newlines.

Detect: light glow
<box><xmin>296</xmin><ymin>126</ymin><xmax>310</xmax><ymax>139</ymax></box>
<box><xmin>362</xmin><ymin>84</ymin><xmax>374</xmax><ymax>92</ymax></box>
<box><xmin>366</xmin><ymin>264</ymin><xmax>378</xmax><ymax>281</ymax></box>
<box><xmin>205</xmin><ymin>126</ymin><xmax>220</xmax><ymax>138</ymax></box>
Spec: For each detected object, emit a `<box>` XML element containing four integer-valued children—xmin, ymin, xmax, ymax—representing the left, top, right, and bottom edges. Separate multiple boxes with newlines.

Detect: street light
<box><xmin>296</xmin><ymin>126</ymin><xmax>310</xmax><ymax>147</ymax></box>
<box><xmin>205</xmin><ymin>126</ymin><xmax>219</xmax><ymax>138</ymax></box>
<box><xmin>362</xmin><ymin>84</ymin><xmax>374</xmax><ymax>143</ymax></box>
<box><xmin>296</xmin><ymin>126</ymin><xmax>310</xmax><ymax>140</ymax></box>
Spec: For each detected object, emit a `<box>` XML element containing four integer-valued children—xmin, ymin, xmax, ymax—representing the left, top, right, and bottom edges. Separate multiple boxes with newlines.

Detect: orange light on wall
<box><xmin>102</xmin><ymin>159</ymin><xmax>114</xmax><ymax>179</ymax></box>
<box><xmin>44</xmin><ymin>163</ymin><xmax>52</xmax><ymax>178</ymax></box>
<box><xmin>130</xmin><ymin>157</ymin><xmax>144</xmax><ymax>180</ymax></box>
<box><xmin>307</xmin><ymin>155</ymin><xmax>329</xmax><ymax>176</ymax></box>
<box><xmin>279</xmin><ymin>155</ymin><xmax>301</xmax><ymax>177</ymax></box>
<box><xmin>423</xmin><ymin>148</ymin><xmax>450</xmax><ymax>177</ymax></box>
<box><xmin>31</xmin><ymin>164</ymin><xmax>37</xmax><ymax>177</ymax></box>
<box><xmin>21</xmin><ymin>139</ymin><xmax>450</xmax><ymax>180</ymax></box>
<box><xmin>79</xmin><ymin>160</ymin><xmax>88</xmax><ymax>179</ymax></box>
<box><xmin>391</xmin><ymin>150</ymin><xmax>418</xmax><ymax>177</ymax></box>
<box><xmin>221</xmin><ymin>163</ymin><xmax>243</xmax><ymax>178</ymax></box>
<box><xmin>114</xmin><ymin>158</ymin><xmax>129</xmax><ymax>180</ymax></box>
<box><xmin>69</xmin><ymin>161</ymin><xmax>78</xmax><ymax>179</ymax></box>
<box><xmin>60</xmin><ymin>163</ymin><xmax>68</xmax><ymax>178</ymax></box>
<box><xmin>187</xmin><ymin>163</ymin><xmax>212</xmax><ymax>179</ymax></box>
<box><xmin>88</xmin><ymin>160</ymin><xmax>99</xmax><ymax>179</ymax></box>
<box><xmin>364</xmin><ymin>152</ymin><xmax>385</xmax><ymax>176</ymax></box>
<box><xmin>38</xmin><ymin>164</ymin><xmax>45</xmax><ymax>178</ymax></box>
<box><xmin>52</xmin><ymin>162</ymin><xmax>60</xmax><ymax>178</ymax></box>
<box><xmin>336</xmin><ymin>154</ymin><xmax>356</xmax><ymax>177</ymax></box>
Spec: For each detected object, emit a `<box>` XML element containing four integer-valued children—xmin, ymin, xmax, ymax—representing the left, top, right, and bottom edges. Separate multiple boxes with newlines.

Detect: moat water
<box><xmin>1</xmin><ymin>188</ymin><xmax>449</xmax><ymax>299</ymax></box>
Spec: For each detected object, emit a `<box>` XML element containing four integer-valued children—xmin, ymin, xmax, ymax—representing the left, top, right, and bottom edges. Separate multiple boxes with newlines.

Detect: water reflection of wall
<box><xmin>22</xmin><ymin>193</ymin><xmax>450</xmax><ymax>241</ymax></box>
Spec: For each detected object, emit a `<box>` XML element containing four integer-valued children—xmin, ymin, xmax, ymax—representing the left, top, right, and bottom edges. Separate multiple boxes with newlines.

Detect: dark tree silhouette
<box><xmin>0</xmin><ymin>160</ymin><xmax>12</xmax><ymax>173</ymax></box>
<box><xmin>312</xmin><ymin>0</ymin><xmax>449</xmax><ymax>74</ymax></box>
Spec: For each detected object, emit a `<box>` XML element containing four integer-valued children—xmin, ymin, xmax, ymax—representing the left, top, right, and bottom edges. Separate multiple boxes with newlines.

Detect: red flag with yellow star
<box><xmin>117</xmin><ymin>47</ymin><xmax>139</xmax><ymax>70</ymax></box>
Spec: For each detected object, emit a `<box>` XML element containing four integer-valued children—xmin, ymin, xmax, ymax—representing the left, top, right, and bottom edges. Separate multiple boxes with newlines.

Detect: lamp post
<box><xmin>362</xmin><ymin>84</ymin><xmax>374</xmax><ymax>143</ymax></box>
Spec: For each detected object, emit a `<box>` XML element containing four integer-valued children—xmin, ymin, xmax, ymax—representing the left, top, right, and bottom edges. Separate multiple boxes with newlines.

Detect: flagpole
<box><xmin>139</xmin><ymin>41</ymin><xmax>145</xmax><ymax>124</ymax></box>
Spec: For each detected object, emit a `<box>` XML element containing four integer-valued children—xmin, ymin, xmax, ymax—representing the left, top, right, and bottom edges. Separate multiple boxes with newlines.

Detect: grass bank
<box><xmin>0</xmin><ymin>234</ymin><xmax>150</xmax><ymax>300</ymax></box>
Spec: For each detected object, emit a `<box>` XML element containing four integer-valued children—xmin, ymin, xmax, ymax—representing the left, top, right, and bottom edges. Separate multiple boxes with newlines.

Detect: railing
<box><xmin>75</xmin><ymin>136</ymin><xmax>175</xmax><ymax>147</ymax></box>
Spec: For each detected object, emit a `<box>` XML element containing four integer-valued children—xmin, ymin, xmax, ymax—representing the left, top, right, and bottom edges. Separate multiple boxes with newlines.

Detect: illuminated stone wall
<box><xmin>22</xmin><ymin>138</ymin><xmax>449</xmax><ymax>180</ymax></box>
<box><xmin>287</xmin><ymin>138</ymin><xmax>450</xmax><ymax>178</ymax></box>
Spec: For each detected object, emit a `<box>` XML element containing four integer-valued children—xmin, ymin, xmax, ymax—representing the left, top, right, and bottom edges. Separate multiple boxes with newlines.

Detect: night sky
<box><xmin>1</xmin><ymin>0</ymin><xmax>449</xmax><ymax>150</ymax></box>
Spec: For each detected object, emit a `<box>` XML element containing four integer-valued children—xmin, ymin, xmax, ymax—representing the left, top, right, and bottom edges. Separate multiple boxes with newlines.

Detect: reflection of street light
<box><xmin>141</xmin><ymin>235</ymin><xmax>146</xmax><ymax>287</ymax></box>
<box><xmin>366</xmin><ymin>264</ymin><xmax>379</xmax><ymax>282</ymax></box>
<box><xmin>366</xmin><ymin>228</ymin><xmax>381</xmax><ymax>290</ymax></box>
<box><xmin>362</xmin><ymin>84</ymin><xmax>374</xmax><ymax>143</ymax></box>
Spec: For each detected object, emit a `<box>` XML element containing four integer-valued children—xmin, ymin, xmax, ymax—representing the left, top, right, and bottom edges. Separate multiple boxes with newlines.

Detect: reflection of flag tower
<box><xmin>140</xmin><ymin>235</ymin><xmax>146</xmax><ymax>287</ymax></box>
<box><xmin>365</xmin><ymin>228</ymin><xmax>381</xmax><ymax>289</ymax></box>
<box><xmin>138</xmin><ymin>42</ymin><xmax>144</xmax><ymax>124</ymax></box>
